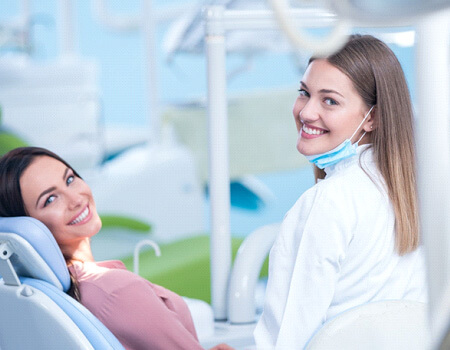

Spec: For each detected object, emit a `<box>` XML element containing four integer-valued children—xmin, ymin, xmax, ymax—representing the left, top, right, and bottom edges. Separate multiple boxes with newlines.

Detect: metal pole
<box><xmin>142</xmin><ymin>0</ymin><xmax>160</xmax><ymax>143</ymax></box>
<box><xmin>415</xmin><ymin>8</ymin><xmax>450</xmax><ymax>338</ymax></box>
<box><xmin>205</xmin><ymin>6</ymin><xmax>231</xmax><ymax>321</ymax></box>
<box><xmin>57</xmin><ymin>0</ymin><xmax>76</xmax><ymax>59</ymax></box>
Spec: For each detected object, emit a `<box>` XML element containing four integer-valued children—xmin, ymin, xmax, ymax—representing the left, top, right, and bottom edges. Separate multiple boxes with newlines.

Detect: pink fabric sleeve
<box><xmin>86</xmin><ymin>276</ymin><xmax>204</xmax><ymax>350</ymax></box>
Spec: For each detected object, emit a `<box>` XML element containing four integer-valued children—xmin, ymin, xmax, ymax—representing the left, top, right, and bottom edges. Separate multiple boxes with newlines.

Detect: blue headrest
<box><xmin>0</xmin><ymin>216</ymin><xmax>71</xmax><ymax>291</ymax></box>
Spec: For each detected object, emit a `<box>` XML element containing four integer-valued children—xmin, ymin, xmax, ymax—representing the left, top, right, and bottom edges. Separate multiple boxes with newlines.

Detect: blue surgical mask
<box><xmin>305</xmin><ymin>106</ymin><xmax>374</xmax><ymax>169</ymax></box>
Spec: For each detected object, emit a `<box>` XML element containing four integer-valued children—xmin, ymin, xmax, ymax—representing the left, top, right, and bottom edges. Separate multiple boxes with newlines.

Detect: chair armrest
<box><xmin>227</xmin><ymin>223</ymin><xmax>279</xmax><ymax>324</ymax></box>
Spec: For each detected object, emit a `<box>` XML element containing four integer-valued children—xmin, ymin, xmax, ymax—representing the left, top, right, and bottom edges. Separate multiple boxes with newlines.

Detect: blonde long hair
<box><xmin>312</xmin><ymin>35</ymin><xmax>418</xmax><ymax>255</ymax></box>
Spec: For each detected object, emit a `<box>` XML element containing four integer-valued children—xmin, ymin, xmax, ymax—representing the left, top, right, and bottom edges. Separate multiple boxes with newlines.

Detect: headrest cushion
<box><xmin>0</xmin><ymin>216</ymin><xmax>70</xmax><ymax>291</ymax></box>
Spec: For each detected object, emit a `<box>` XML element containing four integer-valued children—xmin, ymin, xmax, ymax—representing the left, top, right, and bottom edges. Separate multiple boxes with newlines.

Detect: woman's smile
<box><xmin>68</xmin><ymin>205</ymin><xmax>92</xmax><ymax>225</ymax></box>
<box><xmin>301</xmin><ymin>124</ymin><xmax>328</xmax><ymax>139</ymax></box>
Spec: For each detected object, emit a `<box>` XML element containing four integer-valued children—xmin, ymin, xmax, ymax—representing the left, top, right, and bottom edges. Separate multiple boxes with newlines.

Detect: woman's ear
<box><xmin>363</xmin><ymin>106</ymin><xmax>377</xmax><ymax>132</ymax></box>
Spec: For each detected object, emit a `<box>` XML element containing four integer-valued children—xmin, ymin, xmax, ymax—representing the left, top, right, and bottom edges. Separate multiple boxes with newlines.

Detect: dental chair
<box><xmin>305</xmin><ymin>300</ymin><xmax>430</xmax><ymax>350</ymax></box>
<box><xmin>0</xmin><ymin>216</ymin><xmax>125</xmax><ymax>350</ymax></box>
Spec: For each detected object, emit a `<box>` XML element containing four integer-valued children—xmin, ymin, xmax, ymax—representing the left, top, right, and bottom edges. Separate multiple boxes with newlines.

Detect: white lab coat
<box><xmin>254</xmin><ymin>145</ymin><xmax>427</xmax><ymax>350</ymax></box>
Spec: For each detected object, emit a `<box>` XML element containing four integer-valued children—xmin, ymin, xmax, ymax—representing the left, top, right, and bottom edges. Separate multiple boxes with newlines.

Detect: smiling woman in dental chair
<box><xmin>254</xmin><ymin>35</ymin><xmax>428</xmax><ymax>349</ymax></box>
<box><xmin>0</xmin><ymin>146</ymin><xmax>232</xmax><ymax>350</ymax></box>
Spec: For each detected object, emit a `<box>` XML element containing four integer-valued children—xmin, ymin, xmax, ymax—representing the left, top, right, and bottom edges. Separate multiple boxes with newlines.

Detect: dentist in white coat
<box><xmin>254</xmin><ymin>35</ymin><xmax>428</xmax><ymax>350</ymax></box>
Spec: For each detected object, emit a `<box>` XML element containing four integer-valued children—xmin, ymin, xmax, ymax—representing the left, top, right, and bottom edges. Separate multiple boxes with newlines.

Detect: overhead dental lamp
<box><xmin>267</xmin><ymin>0</ymin><xmax>450</xmax><ymax>55</ymax></box>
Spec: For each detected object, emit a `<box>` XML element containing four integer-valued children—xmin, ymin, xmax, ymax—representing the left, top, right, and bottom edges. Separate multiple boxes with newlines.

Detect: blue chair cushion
<box><xmin>0</xmin><ymin>216</ymin><xmax>71</xmax><ymax>291</ymax></box>
<box><xmin>22</xmin><ymin>277</ymin><xmax>125</xmax><ymax>350</ymax></box>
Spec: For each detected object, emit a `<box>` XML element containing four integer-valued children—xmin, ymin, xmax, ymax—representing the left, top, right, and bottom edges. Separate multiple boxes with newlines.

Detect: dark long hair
<box><xmin>0</xmin><ymin>147</ymin><xmax>82</xmax><ymax>301</ymax></box>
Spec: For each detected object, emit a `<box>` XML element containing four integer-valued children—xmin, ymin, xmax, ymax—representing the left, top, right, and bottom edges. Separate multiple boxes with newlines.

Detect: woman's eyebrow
<box><xmin>35</xmin><ymin>167</ymin><xmax>70</xmax><ymax>207</ymax></box>
<box><xmin>36</xmin><ymin>187</ymin><xmax>56</xmax><ymax>208</ymax></box>
<box><xmin>319</xmin><ymin>89</ymin><xmax>344</xmax><ymax>98</ymax></box>
<box><xmin>300</xmin><ymin>81</ymin><xmax>344</xmax><ymax>98</ymax></box>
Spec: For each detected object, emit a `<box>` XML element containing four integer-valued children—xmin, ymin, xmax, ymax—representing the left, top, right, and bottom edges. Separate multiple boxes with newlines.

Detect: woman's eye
<box><xmin>298</xmin><ymin>89</ymin><xmax>309</xmax><ymax>98</ymax></box>
<box><xmin>66</xmin><ymin>175</ymin><xmax>75</xmax><ymax>185</ymax></box>
<box><xmin>44</xmin><ymin>195</ymin><xmax>55</xmax><ymax>207</ymax></box>
<box><xmin>324</xmin><ymin>98</ymin><xmax>338</xmax><ymax>106</ymax></box>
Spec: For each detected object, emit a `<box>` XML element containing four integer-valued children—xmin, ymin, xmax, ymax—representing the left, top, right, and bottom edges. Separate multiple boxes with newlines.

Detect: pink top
<box><xmin>69</xmin><ymin>260</ymin><xmax>203</xmax><ymax>350</ymax></box>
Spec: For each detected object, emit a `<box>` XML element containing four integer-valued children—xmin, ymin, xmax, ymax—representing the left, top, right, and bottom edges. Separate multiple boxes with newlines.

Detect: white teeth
<box><xmin>303</xmin><ymin>125</ymin><xmax>325</xmax><ymax>135</ymax></box>
<box><xmin>69</xmin><ymin>207</ymin><xmax>89</xmax><ymax>225</ymax></box>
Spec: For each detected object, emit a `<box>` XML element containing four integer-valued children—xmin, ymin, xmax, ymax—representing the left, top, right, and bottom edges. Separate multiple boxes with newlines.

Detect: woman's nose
<box><xmin>298</xmin><ymin>100</ymin><xmax>319</xmax><ymax>123</ymax></box>
<box><xmin>67</xmin><ymin>191</ymin><xmax>83</xmax><ymax>209</ymax></box>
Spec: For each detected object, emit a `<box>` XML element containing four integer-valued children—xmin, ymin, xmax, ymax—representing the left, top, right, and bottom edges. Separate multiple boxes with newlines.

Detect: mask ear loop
<box><xmin>350</xmin><ymin>105</ymin><xmax>375</xmax><ymax>144</ymax></box>
<box><xmin>355</xmin><ymin>131</ymin><xmax>367</xmax><ymax>144</ymax></box>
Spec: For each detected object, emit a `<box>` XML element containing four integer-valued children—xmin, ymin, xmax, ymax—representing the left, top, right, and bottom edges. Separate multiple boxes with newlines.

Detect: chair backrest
<box><xmin>0</xmin><ymin>216</ymin><xmax>125</xmax><ymax>350</ymax></box>
<box><xmin>305</xmin><ymin>300</ymin><xmax>431</xmax><ymax>350</ymax></box>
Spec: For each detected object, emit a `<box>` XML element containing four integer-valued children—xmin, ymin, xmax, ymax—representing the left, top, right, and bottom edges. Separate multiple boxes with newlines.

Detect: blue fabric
<box><xmin>22</xmin><ymin>277</ymin><xmax>125</xmax><ymax>350</ymax></box>
<box><xmin>0</xmin><ymin>216</ymin><xmax>71</xmax><ymax>291</ymax></box>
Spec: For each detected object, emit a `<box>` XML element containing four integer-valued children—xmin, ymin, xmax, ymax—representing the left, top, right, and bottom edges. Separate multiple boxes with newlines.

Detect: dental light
<box><xmin>328</xmin><ymin>0</ymin><xmax>450</xmax><ymax>26</ymax></box>
<box><xmin>267</xmin><ymin>0</ymin><xmax>350</xmax><ymax>56</ymax></box>
<box><xmin>267</xmin><ymin>0</ymin><xmax>450</xmax><ymax>55</ymax></box>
